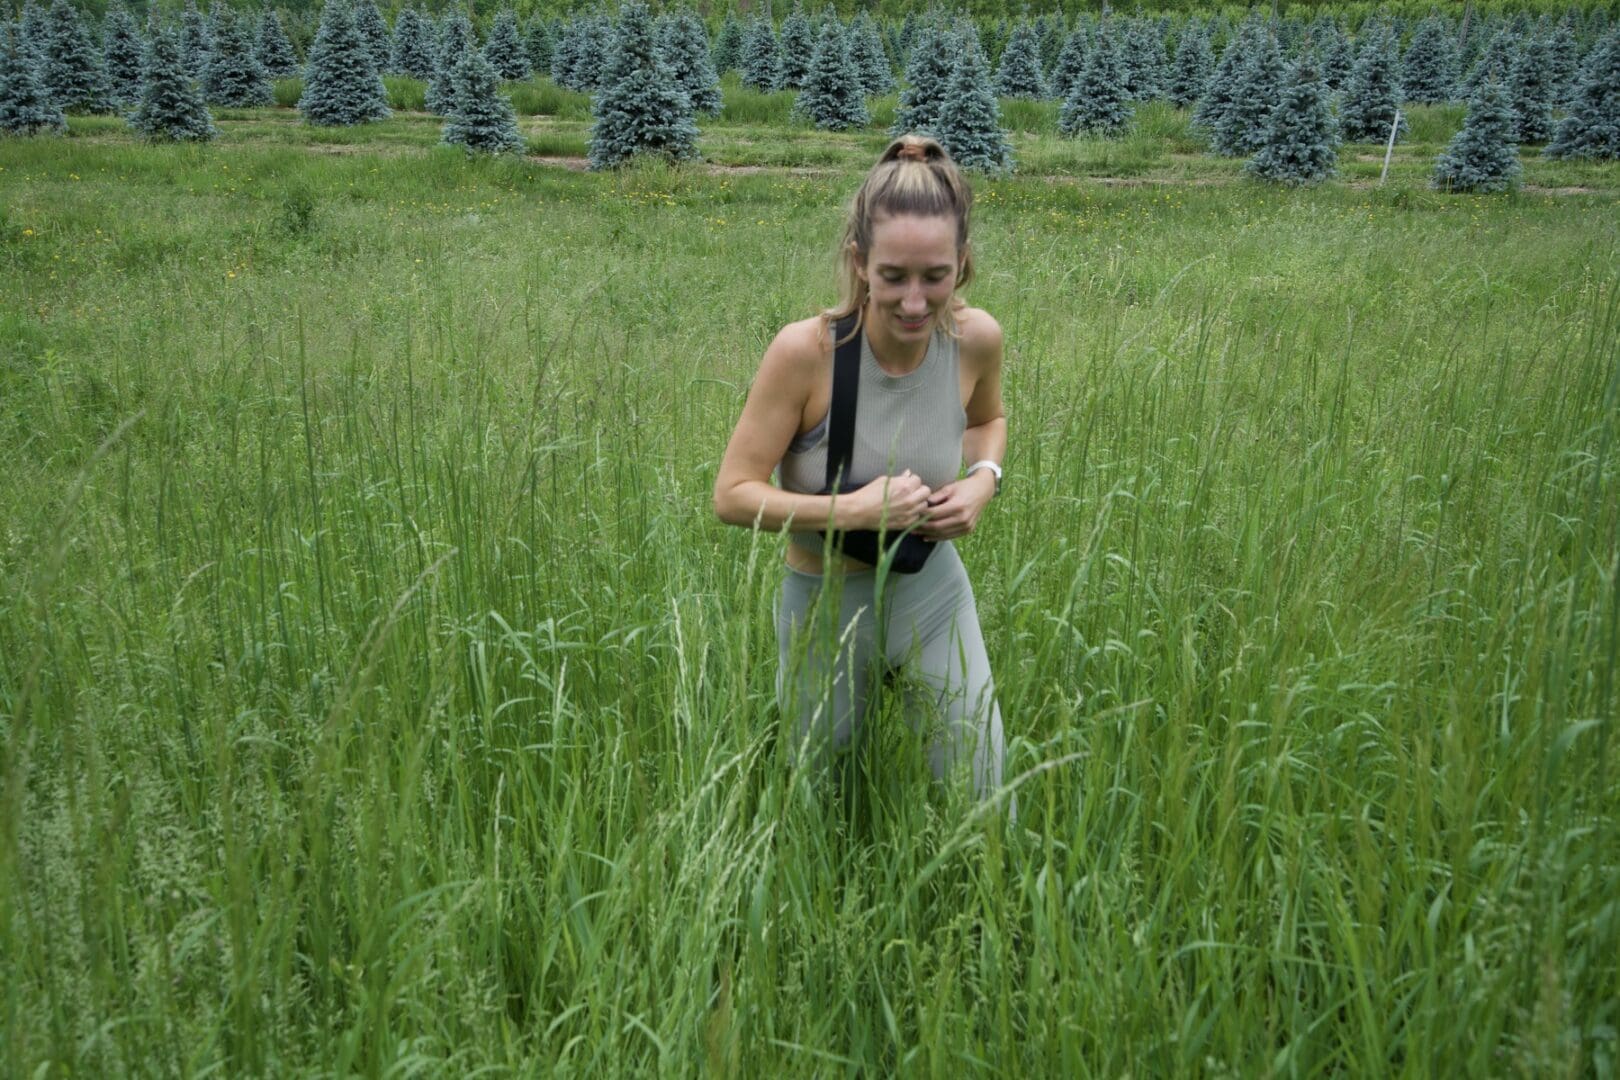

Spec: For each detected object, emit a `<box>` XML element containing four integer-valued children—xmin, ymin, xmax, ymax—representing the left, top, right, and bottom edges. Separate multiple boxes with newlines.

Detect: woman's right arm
<box><xmin>713</xmin><ymin>321</ymin><xmax>931</xmax><ymax>533</ymax></box>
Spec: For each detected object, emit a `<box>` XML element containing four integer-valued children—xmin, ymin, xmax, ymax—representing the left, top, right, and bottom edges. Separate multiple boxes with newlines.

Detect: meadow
<box><xmin>2</xmin><ymin>89</ymin><xmax>1618</xmax><ymax>1075</ymax></box>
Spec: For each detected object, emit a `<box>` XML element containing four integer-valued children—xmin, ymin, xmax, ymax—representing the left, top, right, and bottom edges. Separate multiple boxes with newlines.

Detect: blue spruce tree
<box><xmin>569</xmin><ymin>14</ymin><xmax>612</xmax><ymax>93</ymax></box>
<box><xmin>549</xmin><ymin>17</ymin><xmax>580</xmax><ymax>88</ymax></box>
<box><xmin>1546</xmin><ymin>16</ymin><xmax>1579</xmax><ymax>105</ymax></box>
<box><xmin>1059</xmin><ymin>20</ymin><xmax>1129</xmax><ymax>137</ymax></box>
<box><xmin>1434</xmin><ymin>77</ymin><xmax>1520</xmax><ymax>191</ymax></box>
<box><xmin>299</xmin><ymin>0</ymin><xmax>390</xmax><ymax>125</ymax></box>
<box><xmin>443</xmin><ymin>47</ymin><xmax>524</xmax><ymax>154</ymax></box>
<box><xmin>1544</xmin><ymin>30</ymin><xmax>1619</xmax><ymax>160</ymax></box>
<box><xmin>1315</xmin><ymin>18</ymin><xmax>1352</xmax><ymax>91</ymax></box>
<box><xmin>1051</xmin><ymin>26</ymin><xmax>1089</xmax><ymax>104</ymax></box>
<box><xmin>484</xmin><ymin>9</ymin><xmax>529</xmax><ymax>82</ymax></box>
<box><xmin>180</xmin><ymin>0</ymin><xmax>211</xmax><ymax>81</ymax></box>
<box><xmin>1211</xmin><ymin>22</ymin><xmax>1282</xmax><ymax>156</ymax></box>
<box><xmin>1506</xmin><ymin>33</ymin><xmax>1554</xmax><ymax>144</ymax></box>
<box><xmin>740</xmin><ymin>13</ymin><xmax>779</xmax><ymax>92</ymax></box>
<box><xmin>1192</xmin><ymin>17</ymin><xmax>1252</xmax><ymax>143</ymax></box>
<box><xmin>589</xmin><ymin>0</ymin><xmax>697</xmax><ymax>169</ymax></box>
<box><xmin>934</xmin><ymin>22</ymin><xmax>1012</xmax><ymax>174</ymax></box>
<box><xmin>17</xmin><ymin>0</ymin><xmax>50</xmax><ymax>65</ymax></box>
<box><xmin>1461</xmin><ymin>28</ymin><xmax>1513</xmax><ymax>99</ymax></box>
<box><xmin>523</xmin><ymin>16</ymin><xmax>554</xmax><ymax>78</ymax></box>
<box><xmin>775</xmin><ymin>3</ymin><xmax>814</xmax><ymax>91</ymax></box>
<box><xmin>891</xmin><ymin>22</ymin><xmax>952</xmax><ymax>137</ymax></box>
<box><xmin>390</xmin><ymin>9</ymin><xmax>433</xmax><ymax>80</ymax></box>
<box><xmin>995</xmin><ymin>20</ymin><xmax>1046</xmax><ymax>100</ymax></box>
<box><xmin>103</xmin><ymin>5</ymin><xmax>145</xmax><ymax>108</ymax></box>
<box><xmin>1</xmin><ymin>31</ymin><xmax>67</xmax><ymax>134</ymax></box>
<box><xmin>712</xmin><ymin>14</ymin><xmax>743</xmax><ymax>75</ymax></box>
<box><xmin>352</xmin><ymin>1</ymin><xmax>390</xmax><ymax>77</ymax></box>
<box><xmin>848</xmin><ymin>13</ymin><xmax>893</xmax><ymax>98</ymax></box>
<box><xmin>1122</xmin><ymin>17</ymin><xmax>1166</xmax><ymax>101</ymax></box>
<box><xmin>795</xmin><ymin>17</ymin><xmax>867</xmax><ymax>130</ymax></box>
<box><xmin>257</xmin><ymin>9</ymin><xmax>299</xmax><ymax>79</ymax></box>
<box><xmin>41</xmin><ymin>0</ymin><xmax>110</xmax><ymax>113</ymax></box>
<box><xmin>1402</xmin><ymin>15</ymin><xmax>1458</xmax><ymax>104</ymax></box>
<box><xmin>130</xmin><ymin>27</ymin><xmax>214</xmax><ymax>140</ymax></box>
<box><xmin>1339</xmin><ymin>24</ymin><xmax>1406</xmax><ymax>143</ymax></box>
<box><xmin>659</xmin><ymin>11</ymin><xmax>720</xmax><ymax>117</ymax></box>
<box><xmin>1168</xmin><ymin>20</ymin><xmax>1211</xmax><ymax>107</ymax></box>
<box><xmin>1247</xmin><ymin>55</ymin><xmax>1337</xmax><ymax>183</ymax></box>
<box><xmin>203</xmin><ymin>11</ymin><xmax>272</xmax><ymax>106</ymax></box>
<box><xmin>425</xmin><ymin>9</ymin><xmax>472</xmax><ymax>114</ymax></box>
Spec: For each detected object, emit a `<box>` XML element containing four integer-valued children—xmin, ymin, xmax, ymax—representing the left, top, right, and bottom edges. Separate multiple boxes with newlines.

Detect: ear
<box><xmin>849</xmin><ymin>241</ymin><xmax>868</xmax><ymax>284</ymax></box>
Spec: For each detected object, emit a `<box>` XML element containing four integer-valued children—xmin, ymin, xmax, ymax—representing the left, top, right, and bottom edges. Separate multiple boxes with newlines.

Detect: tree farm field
<box><xmin>2</xmin><ymin>107</ymin><xmax>1618</xmax><ymax>1075</ymax></box>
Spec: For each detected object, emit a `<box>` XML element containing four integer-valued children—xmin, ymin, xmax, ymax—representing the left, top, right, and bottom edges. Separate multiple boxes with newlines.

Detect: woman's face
<box><xmin>854</xmin><ymin>213</ymin><xmax>963</xmax><ymax>342</ymax></box>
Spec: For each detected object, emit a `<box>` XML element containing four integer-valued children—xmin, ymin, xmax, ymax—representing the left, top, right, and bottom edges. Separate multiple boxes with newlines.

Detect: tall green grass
<box><xmin>1</xmin><ymin>130</ymin><xmax>1617</xmax><ymax>1076</ymax></box>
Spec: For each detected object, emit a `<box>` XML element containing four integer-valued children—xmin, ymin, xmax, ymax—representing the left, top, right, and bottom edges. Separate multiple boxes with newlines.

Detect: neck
<box><xmin>863</xmin><ymin>305</ymin><xmax>929</xmax><ymax>374</ymax></box>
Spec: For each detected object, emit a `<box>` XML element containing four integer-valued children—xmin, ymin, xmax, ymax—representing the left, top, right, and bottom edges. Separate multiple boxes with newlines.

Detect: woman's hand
<box><xmin>914</xmin><ymin>469</ymin><xmax>996</xmax><ymax>541</ymax></box>
<box><xmin>843</xmin><ymin>470</ymin><xmax>933</xmax><ymax>532</ymax></box>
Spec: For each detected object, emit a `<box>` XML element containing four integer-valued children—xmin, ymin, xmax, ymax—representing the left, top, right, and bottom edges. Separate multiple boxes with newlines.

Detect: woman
<box><xmin>714</xmin><ymin>135</ymin><xmax>1009</xmax><ymax>813</ymax></box>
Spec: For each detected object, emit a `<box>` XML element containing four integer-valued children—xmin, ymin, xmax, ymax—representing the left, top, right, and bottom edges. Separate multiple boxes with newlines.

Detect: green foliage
<box><xmin>484</xmin><ymin>9</ymin><xmax>529</xmax><ymax>83</ymax></box>
<box><xmin>1168</xmin><ymin>19</ymin><xmax>1212</xmax><ymax>106</ymax></box>
<box><xmin>712</xmin><ymin>13</ymin><xmax>744</xmax><ymax>76</ymax></box>
<box><xmin>1050</xmin><ymin>26</ymin><xmax>1089</xmax><ymax>103</ymax></box>
<box><xmin>1</xmin><ymin>33</ymin><xmax>67</xmax><ymax>135</ymax></box>
<box><xmin>204</xmin><ymin>11</ymin><xmax>272</xmax><ymax>108</ymax></box>
<box><xmin>41</xmin><ymin>0</ymin><xmax>110</xmax><ymax>114</ymax></box>
<box><xmin>1401</xmin><ymin>14</ymin><xmax>1458</xmax><ymax>104</ymax></box>
<box><xmin>659</xmin><ymin>11</ymin><xmax>722</xmax><ymax>118</ymax></box>
<box><xmin>1340</xmin><ymin>23</ymin><xmax>1406</xmax><ymax>143</ymax></box>
<box><xmin>1545</xmin><ymin>28</ymin><xmax>1620</xmax><ymax>159</ymax></box>
<box><xmin>130</xmin><ymin>26</ymin><xmax>215</xmax><ymax>141</ymax></box>
<box><xmin>1508</xmin><ymin>33</ymin><xmax>1556</xmax><ymax>143</ymax></box>
<box><xmin>506</xmin><ymin>77</ymin><xmax>590</xmax><ymax>120</ymax></box>
<box><xmin>740</xmin><ymin>13</ymin><xmax>779</xmax><ymax>92</ymax></box>
<box><xmin>1434</xmin><ymin>78</ymin><xmax>1521</xmax><ymax>191</ymax></box>
<box><xmin>299</xmin><ymin>0</ymin><xmax>390</xmax><ymax>127</ymax></box>
<box><xmin>382</xmin><ymin>74</ymin><xmax>425</xmax><ymax>111</ymax></box>
<box><xmin>102</xmin><ymin>4</ymin><xmax>145</xmax><ymax>108</ymax></box>
<box><xmin>776</xmin><ymin>3</ymin><xmax>814</xmax><ymax>90</ymax></box>
<box><xmin>425</xmin><ymin>9</ymin><xmax>472</xmax><ymax>115</ymax></box>
<box><xmin>522</xmin><ymin>15</ymin><xmax>553</xmax><ymax>79</ymax></box>
<box><xmin>849</xmin><ymin>13</ymin><xmax>895</xmax><ymax>97</ymax></box>
<box><xmin>589</xmin><ymin>0</ymin><xmax>697</xmax><ymax>170</ymax></box>
<box><xmin>443</xmin><ymin>47</ymin><xmax>525</xmax><ymax>155</ymax></box>
<box><xmin>995</xmin><ymin>20</ymin><xmax>1047</xmax><ymax>99</ymax></box>
<box><xmin>1060</xmin><ymin>20</ymin><xmax>1130</xmax><ymax>138</ymax></box>
<box><xmin>794</xmin><ymin>18</ymin><xmax>868</xmax><ymax>131</ymax></box>
<box><xmin>352</xmin><ymin>0</ymin><xmax>390</xmax><ymax>77</ymax></box>
<box><xmin>934</xmin><ymin>22</ymin><xmax>1012</xmax><ymax>174</ymax></box>
<box><xmin>1247</xmin><ymin>55</ymin><xmax>1338</xmax><ymax>183</ymax></box>
<box><xmin>257</xmin><ymin>8</ymin><xmax>300</xmax><ymax>80</ymax></box>
<box><xmin>892</xmin><ymin>22</ymin><xmax>953</xmax><ymax>137</ymax></box>
<box><xmin>1211</xmin><ymin>19</ymin><xmax>1282</xmax><ymax>156</ymax></box>
<box><xmin>1122</xmin><ymin>16</ymin><xmax>1167</xmax><ymax>101</ymax></box>
<box><xmin>390</xmin><ymin>8</ymin><xmax>433</xmax><ymax>80</ymax></box>
<box><xmin>180</xmin><ymin>0</ymin><xmax>210</xmax><ymax>81</ymax></box>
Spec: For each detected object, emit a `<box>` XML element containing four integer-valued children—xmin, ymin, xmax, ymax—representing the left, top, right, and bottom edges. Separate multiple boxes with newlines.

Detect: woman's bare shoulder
<box><xmin>757</xmin><ymin>315</ymin><xmax>831</xmax><ymax>384</ymax></box>
<box><xmin>954</xmin><ymin>306</ymin><xmax>1004</xmax><ymax>370</ymax></box>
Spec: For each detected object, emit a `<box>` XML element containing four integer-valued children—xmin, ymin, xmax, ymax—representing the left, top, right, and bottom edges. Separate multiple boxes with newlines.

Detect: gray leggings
<box><xmin>776</xmin><ymin>542</ymin><xmax>1009</xmax><ymax>813</ymax></box>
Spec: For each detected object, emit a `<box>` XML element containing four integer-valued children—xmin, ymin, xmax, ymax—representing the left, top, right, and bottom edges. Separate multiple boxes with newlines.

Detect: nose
<box><xmin>900</xmin><ymin>283</ymin><xmax>928</xmax><ymax>315</ymax></box>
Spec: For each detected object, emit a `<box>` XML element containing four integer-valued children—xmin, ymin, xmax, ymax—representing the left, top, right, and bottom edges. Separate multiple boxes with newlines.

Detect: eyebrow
<box><xmin>875</xmin><ymin>262</ymin><xmax>955</xmax><ymax>272</ymax></box>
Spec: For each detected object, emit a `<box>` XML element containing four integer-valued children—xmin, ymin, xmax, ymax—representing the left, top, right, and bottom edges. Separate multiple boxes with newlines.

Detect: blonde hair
<box><xmin>824</xmin><ymin>134</ymin><xmax>975</xmax><ymax>343</ymax></box>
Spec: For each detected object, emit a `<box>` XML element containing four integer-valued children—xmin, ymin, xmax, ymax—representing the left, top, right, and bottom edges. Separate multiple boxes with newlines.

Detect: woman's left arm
<box><xmin>918</xmin><ymin>310</ymin><xmax>1005</xmax><ymax>541</ymax></box>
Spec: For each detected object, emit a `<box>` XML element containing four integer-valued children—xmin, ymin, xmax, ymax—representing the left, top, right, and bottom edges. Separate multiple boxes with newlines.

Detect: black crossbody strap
<box><xmin>824</xmin><ymin>315</ymin><xmax>862</xmax><ymax>492</ymax></box>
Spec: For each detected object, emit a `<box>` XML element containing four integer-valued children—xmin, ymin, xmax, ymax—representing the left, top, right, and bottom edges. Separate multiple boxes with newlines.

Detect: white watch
<box><xmin>966</xmin><ymin>460</ymin><xmax>1002</xmax><ymax>496</ymax></box>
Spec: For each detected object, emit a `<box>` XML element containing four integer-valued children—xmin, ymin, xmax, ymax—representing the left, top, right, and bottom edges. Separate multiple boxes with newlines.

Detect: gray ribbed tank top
<box><xmin>776</xmin><ymin>324</ymin><xmax>966</xmax><ymax>553</ymax></box>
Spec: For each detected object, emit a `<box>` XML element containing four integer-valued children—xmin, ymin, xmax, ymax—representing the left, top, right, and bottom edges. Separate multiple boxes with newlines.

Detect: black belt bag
<box><xmin>817</xmin><ymin>315</ymin><xmax>937</xmax><ymax>574</ymax></box>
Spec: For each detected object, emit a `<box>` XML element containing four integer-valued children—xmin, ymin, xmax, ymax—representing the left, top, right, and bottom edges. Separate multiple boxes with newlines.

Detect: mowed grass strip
<box><xmin>1</xmin><ymin>128</ymin><xmax>1617</xmax><ymax>1076</ymax></box>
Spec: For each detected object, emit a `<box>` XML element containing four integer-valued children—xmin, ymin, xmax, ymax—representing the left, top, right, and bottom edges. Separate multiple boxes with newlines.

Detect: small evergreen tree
<box><xmin>1</xmin><ymin>33</ymin><xmax>67</xmax><ymax>134</ymax></box>
<box><xmin>1247</xmin><ymin>55</ymin><xmax>1337</xmax><ymax>183</ymax></box>
<box><xmin>522</xmin><ymin>16</ymin><xmax>553</xmax><ymax>78</ymax></box>
<box><xmin>180</xmin><ymin>0</ymin><xmax>211</xmax><ymax>81</ymax></box>
<box><xmin>1434</xmin><ymin>78</ymin><xmax>1520</xmax><ymax>191</ymax></box>
<box><xmin>130</xmin><ymin>27</ymin><xmax>214</xmax><ymax>140</ymax></box>
<box><xmin>775</xmin><ymin>3</ymin><xmax>814</xmax><ymax>90</ymax></box>
<box><xmin>740</xmin><ymin>13</ymin><xmax>779</xmax><ymax>92</ymax></box>
<box><xmin>794</xmin><ymin>18</ymin><xmax>867</xmax><ymax>130</ymax></box>
<box><xmin>1316</xmin><ymin>19</ymin><xmax>1353</xmax><ymax>91</ymax></box>
<box><xmin>483</xmin><ymin>9</ymin><xmax>527</xmax><ymax>82</ymax></box>
<box><xmin>1340</xmin><ymin>25</ymin><xmax>1406</xmax><ymax>143</ymax></box>
<box><xmin>299</xmin><ymin>0</ymin><xmax>390</xmax><ymax>125</ymax></box>
<box><xmin>658</xmin><ymin>11</ymin><xmax>720</xmax><ymax>116</ymax></box>
<box><xmin>443</xmin><ymin>46</ymin><xmax>524</xmax><ymax>154</ymax></box>
<box><xmin>17</xmin><ymin>0</ymin><xmax>50</xmax><ymax>64</ymax></box>
<box><xmin>934</xmin><ymin>23</ymin><xmax>1012</xmax><ymax>174</ymax></box>
<box><xmin>712</xmin><ymin>14</ymin><xmax>743</xmax><ymax>75</ymax></box>
<box><xmin>1402</xmin><ymin>15</ymin><xmax>1458</xmax><ymax>104</ymax></box>
<box><xmin>102</xmin><ymin>5</ymin><xmax>145</xmax><ymax>108</ymax></box>
<box><xmin>352</xmin><ymin>0</ymin><xmax>390</xmax><ymax>76</ymax></box>
<box><xmin>848</xmin><ymin>13</ymin><xmax>893</xmax><ymax>98</ymax></box>
<box><xmin>568</xmin><ymin>14</ymin><xmax>611</xmax><ymax>93</ymax></box>
<box><xmin>1461</xmin><ymin>28</ymin><xmax>1513</xmax><ymax>98</ymax></box>
<box><xmin>1059</xmin><ymin>21</ymin><xmax>1129</xmax><ymax>137</ymax></box>
<box><xmin>995</xmin><ymin>20</ymin><xmax>1046</xmax><ymax>99</ymax></box>
<box><xmin>550</xmin><ymin>17</ymin><xmax>580</xmax><ymax>88</ymax></box>
<box><xmin>1544</xmin><ymin>30</ymin><xmax>1619</xmax><ymax>160</ymax></box>
<box><xmin>390</xmin><ymin>8</ymin><xmax>433</xmax><ymax>79</ymax></box>
<box><xmin>41</xmin><ymin>0</ymin><xmax>110</xmax><ymax>113</ymax></box>
<box><xmin>203</xmin><ymin>11</ymin><xmax>272</xmax><ymax>106</ymax></box>
<box><xmin>589</xmin><ymin>0</ymin><xmax>697</xmax><ymax>169</ymax></box>
<box><xmin>1038</xmin><ymin>13</ymin><xmax>1066</xmax><ymax>76</ymax></box>
<box><xmin>891</xmin><ymin>23</ymin><xmax>952</xmax><ymax>137</ymax></box>
<box><xmin>1546</xmin><ymin>16</ymin><xmax>1579</xmax><ymax>104</ymax></box>
<box><xmin>257</xmin><ymin>9</ymin><xmax>299</xmax><ymax>79</ymax></box>
<box><xmin>1192</xmin><ymin>18</ymin><xmax>1251</xmax><ymax>141</ymax></box>
<box><xmin>425</xmin><ymin>9</ymin><xmax>472</xmax><ymax>114</ymax></box>
<box><xmin>1050</xmin><ymin>27</ymin><xmax>1089</xmax><ymax>104</ymax></box>
<box><xmin>1122</xmin><ymin>17</ymin><xmax>1166</xmax><ymax>101</ymax></box>
<box><xmin>1507</xmin><ymin>33</ymin><xmax>1555</xmax><ymax>144</ymax></box>
<box><xmin>1211</xmin><ymin>23</ymin><xmax>1282</xmax><ymax>156</ymax></box>
<box><xmin>1168</xmin><ymin>20</ymin><xmax>1211</xmax><ymax>106</ymax></box>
